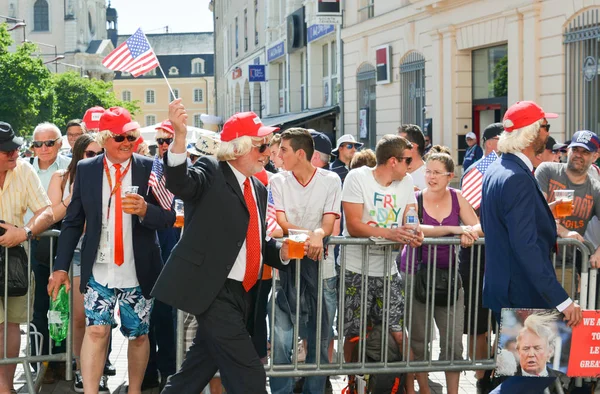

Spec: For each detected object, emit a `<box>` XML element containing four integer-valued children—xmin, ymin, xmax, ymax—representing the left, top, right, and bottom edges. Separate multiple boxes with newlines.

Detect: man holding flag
<box><xmin>480</xmin><ymin>101</ymin><xmax>582</xmax><ymax>328</ymax></box>
<box><xmin>459</xmin><ymin>122</ymin><xmax>501</xmax><ymax>391</ymax></box>
<box><xmin>141</xmin><ymin>120</ymin><xmax>178</xmax><ymax>390</ymax></box>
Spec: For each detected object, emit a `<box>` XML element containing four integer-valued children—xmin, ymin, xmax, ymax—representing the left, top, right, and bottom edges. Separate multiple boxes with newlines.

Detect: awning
<box><xmin>261</xmin><ymin>105</ymin><xmax>339</xmax><ymax>128</ymax></box>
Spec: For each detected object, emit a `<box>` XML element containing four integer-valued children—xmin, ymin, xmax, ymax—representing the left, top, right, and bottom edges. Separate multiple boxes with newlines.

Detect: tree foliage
<box><xmin>0</xmin><ymin>23</ymin><xmax>139</xmax><ymax>137</ymax></box>
<box><xmin>0</xmin><ymin>24</ymin><xmax>53</xmax><ymax>136</ymax></box>
<box><xmin>52</xmin><ymin>72</ymin><xmax>139</xmax><ymax>132</ymax></box>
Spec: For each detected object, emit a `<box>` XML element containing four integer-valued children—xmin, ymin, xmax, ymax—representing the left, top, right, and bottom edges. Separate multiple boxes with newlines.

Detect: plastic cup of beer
<box><xmin>121</xmin><ymin>186</ymin><xmax>139</xmax><ymax>214</ymax></box>
<box><xmin>288</xmin><ymin>229</ymin><xmax>309</xmax><ymax>259</ymax></box>
<box><xmin>554</xmin><ymin>189</ymin><xmax>574</xmax><ymax>218</ymax></box>
<box><xmin>174</xmin><ymin>199</ymin><xmax>184</xmax><ymax>228</ymax></box>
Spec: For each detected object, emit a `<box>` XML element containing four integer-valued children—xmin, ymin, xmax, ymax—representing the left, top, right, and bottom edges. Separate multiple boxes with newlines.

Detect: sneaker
<box><xmin>103</xmin><ymin>360</ymin><xmax>116</xmax><ymax>376</ymax></box>
<box><xmin>99</xmin><ymin>375</ymin><xmax>109</xmax><ymax>393</ymax></box>
<box><xmin>73</xmin><ymin>371</ymin><xmax>84</xmax><ymax>393</ymax></box>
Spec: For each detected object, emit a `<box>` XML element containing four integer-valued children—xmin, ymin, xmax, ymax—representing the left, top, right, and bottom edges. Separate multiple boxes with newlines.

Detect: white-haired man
<box><xmin>480</xmin><ymin>101</ymin><xmax>581</xmax><ymax>328</ymax></box>
<box><xmin>28</xmin><ymin>122</ymin><xmax>71</xmax><ymax>383</ymax></box>
<box><xmin>152</xmin><ymin>100</ymin><xmax>298</xmax><ymax>393</ymax></box>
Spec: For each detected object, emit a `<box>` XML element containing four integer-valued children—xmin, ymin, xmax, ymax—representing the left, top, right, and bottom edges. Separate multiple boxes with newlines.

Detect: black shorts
<box><xmin>458</xmin><ymin>245</ymin><xmax>495</xmax><ymax>335</ymax></box>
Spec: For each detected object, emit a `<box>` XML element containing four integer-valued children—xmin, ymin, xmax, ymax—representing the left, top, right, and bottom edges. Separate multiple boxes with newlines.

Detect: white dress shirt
<box><xmin>93</xmin><ymin>156</ymin><xmax>139</xmax><ymax>289</ymax></box>
<box><xmin>166</xmin><ymin>147</ymin><xmax>264</xmax><ymax>281</ymax></box>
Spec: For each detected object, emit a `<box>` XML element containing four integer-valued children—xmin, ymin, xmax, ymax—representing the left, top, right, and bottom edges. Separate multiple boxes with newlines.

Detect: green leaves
<box><xmin>0</xmin><ymin>23</ymin><xmax>139</xmax><ymax>138</ymax></box>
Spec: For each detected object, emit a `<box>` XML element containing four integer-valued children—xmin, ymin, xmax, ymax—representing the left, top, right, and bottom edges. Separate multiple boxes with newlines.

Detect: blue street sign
<box><xmin>249</xmin><ymin>65</ymin><xmax>266</xmax><ymax>82</ymax></box>
<box><xmin>307</xmin><ymin>24</ymin><xmax>335</xmax><ymax>43</ymax></box>
<box><xmin>267</xmin><ymin>42</ymin><xmax>285</xmax><ymax>62</ymax></box>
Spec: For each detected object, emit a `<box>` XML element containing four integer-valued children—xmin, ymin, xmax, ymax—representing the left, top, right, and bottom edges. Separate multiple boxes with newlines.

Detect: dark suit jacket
<box><xmin>480</xmin><ymin>153</ymin><xmax>568</xmax><ymax>313</ymax></box>
<box><xmin>54</xmin><ymin>154</ymin><xmax>176</xmax><ymax>298</ymax></box>
<box><xmin>151</xmin><ymin>155</ymin><xmax>287</xmax><ymax>316</ymax></box>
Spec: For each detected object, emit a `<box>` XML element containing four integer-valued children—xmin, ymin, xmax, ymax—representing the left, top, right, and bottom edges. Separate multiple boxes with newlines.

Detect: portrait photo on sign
<box><xmin>496</xmin><ymin>309</ymin><xmax>571</xmax><ymax>378</ymax></box>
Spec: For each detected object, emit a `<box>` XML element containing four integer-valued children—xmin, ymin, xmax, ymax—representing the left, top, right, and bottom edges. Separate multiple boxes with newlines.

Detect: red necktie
<box><xmin>114</xmin><ymin>164</ymin><xmax>124</xmax><ymax>266</ymax></box>
<box><xmin>242</xmin><ymin>178</ymin><xmax>260</xmax><ymax>291</ymax></box>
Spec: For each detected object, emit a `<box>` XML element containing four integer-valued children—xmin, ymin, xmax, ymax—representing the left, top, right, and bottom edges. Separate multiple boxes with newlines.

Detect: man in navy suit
<box><xmin>48</xmin><ymin>107</ymin><xmax>176</xmax><ymax>394</ymax></box>
<box><xmin>480</xmin><ymin>101</ymin><xmax>582</xmax><ymax>328</ymax></box>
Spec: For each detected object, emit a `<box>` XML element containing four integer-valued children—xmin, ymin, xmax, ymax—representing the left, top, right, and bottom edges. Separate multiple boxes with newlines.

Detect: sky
<box><xmin>108</xmin><ymin>0</ymin><xmax>214</xmax><ymax>35</ymax></box>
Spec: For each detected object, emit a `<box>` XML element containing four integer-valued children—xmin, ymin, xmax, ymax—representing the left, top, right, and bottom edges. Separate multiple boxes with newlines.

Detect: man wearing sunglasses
<box><xmin>330</xmin><ymin>134</ymin><xmax>363</xmax><ymax>183</ymax></box>
<box><xmin>49</xmin><ymin>106</ymin><xmax>176</xmax><ymax>394</ymax></box>
<box><xmin>0</xmin><ymin>121</ymin><xmax>54</xmax><ymax>394</ymax></box>
<box><xmin>155</xmin><ymin>120</ymin><xmax>175</xmax><ymax>159</ymax></box>
<box><xmin>141</xmin><ymin>119</ymin><xmax>178</xmax><ymax>390</ymax></box>
<box><xmin>153</xmin><ymin>101</ymin><xmax>297</xmax><ymax>393</ymax></box>
<box><xmin>27</xmin><ymin>122</ymin><xmax>71</xmax><ymax>382</ymax></box>
<box><xmin>398</xmin><ymin>124</ymin><xmax>427</xmax><ymax>190</ymax></box>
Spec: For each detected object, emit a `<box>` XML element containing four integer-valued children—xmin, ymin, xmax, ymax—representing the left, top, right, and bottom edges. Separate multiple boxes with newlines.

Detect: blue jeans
<box><xmin>269</xmin><ymin>285</ymin><xmax>331</xmax><ymax>394</ymax></box>
<box><xmin>323</xmin><ymin>277</ymin><xmax>337</xmax><ymax>339</ymax></box>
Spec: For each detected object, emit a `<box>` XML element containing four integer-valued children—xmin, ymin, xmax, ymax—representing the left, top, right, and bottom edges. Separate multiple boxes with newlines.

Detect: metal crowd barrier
<box><xmin>14</xmin><ymin>233</ymin><xmax>592</xmax><ymax>391</ymax></box>
<box><xmin>172</xmin><ymin>236</ymin><xmax>596</xmax><ymax>386</ymax></box>
<box><xmin>0</xmin><ymin>229</ymin><xmax>73</xmax><ymax>393</ymax></box>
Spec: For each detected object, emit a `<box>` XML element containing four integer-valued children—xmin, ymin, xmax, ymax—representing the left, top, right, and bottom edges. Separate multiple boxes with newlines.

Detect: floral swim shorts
<box><xmin>84</xmin><ymin>275</ymin><xmax>154</xmax><ymax>339</ymax></box>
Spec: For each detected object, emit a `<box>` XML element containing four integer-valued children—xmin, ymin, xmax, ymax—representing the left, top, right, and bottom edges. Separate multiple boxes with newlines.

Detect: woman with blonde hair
<box><xmin>399</xmin><ymin>145</ymin><xmax>482</xmax><ymax>394</ymax></box>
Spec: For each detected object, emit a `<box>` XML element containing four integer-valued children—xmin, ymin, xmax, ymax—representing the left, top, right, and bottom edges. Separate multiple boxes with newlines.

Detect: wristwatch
<box><xmin>23</xmin><ymin>226</ymin><xmax>33</xmax><ymax>241</ymax></box>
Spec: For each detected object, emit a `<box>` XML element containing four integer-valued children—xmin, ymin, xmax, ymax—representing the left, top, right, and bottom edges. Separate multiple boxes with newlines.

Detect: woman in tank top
<box><xmin>398</xmin><ymin>145</ymin><xmax>482</xmax><ymax>394</ymax></box>
<box><xmin>47</xmin><ymin>133</ymin><xmax>103</xmax><ymax>386</ymax></box>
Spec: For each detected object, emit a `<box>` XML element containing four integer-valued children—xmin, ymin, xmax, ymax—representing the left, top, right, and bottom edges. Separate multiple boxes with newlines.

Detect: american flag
<box><xmin>266</xmin><ymin>187</ymin><xmax>278</xmax><ymax>237</ymax></box>
<box><xmin>148</xmin><ymin>156</ymin><xmax>174</xmax><ymax>211</ymax></box>
<box><xmin>102</xmin><ymin>28</ymin><xmax>159</xmax><ymax>77</ymax></box>
<box><xmin>461</xmin><ymin>151</ymin><xmax>499</xmax><ymax>210</ymax></box>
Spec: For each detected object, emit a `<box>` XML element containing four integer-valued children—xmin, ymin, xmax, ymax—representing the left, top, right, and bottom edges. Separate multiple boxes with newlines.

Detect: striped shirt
<box><xmin>0</xmin><ymin>159</ymin><xmax>51</xmax><ymax>227</ymax></box>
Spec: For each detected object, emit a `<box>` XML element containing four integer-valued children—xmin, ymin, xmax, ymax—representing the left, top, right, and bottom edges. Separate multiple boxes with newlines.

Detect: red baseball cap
<box><xmin>82</xmin><ymin>106</ymin><xmax>105</xmax><ymax>130</ymax></box>
<box><xmin>155</xmin><ymin>119</ymin><xmax>174</xmax><ymax>135</ymax></box>
<box><xmin>220</xmin><ymin>112</ymin><xmax>279</xmax><ymax>142</ymax></box>
<box><xmin>502</xmin><ymin>101</ymin><xmax>558</xmax><ymax>132</ymax></box>
<box><xmin>99</xmin><ymin>107</ymin><xmax>140</xmax><ymax>135</ymax></box>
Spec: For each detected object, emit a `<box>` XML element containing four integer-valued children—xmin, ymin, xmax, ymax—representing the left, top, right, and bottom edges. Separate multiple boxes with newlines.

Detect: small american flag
<box><xmin>462</xmin><ymin>151</ymin><xmax>499</xmax><ymax>210</ymax></box>
<box><xmin>148</xmin><ymin>156</ymin><xmax>174</xmax><ymax>211</ymax></box>
<box><xmin>102</xmin><ymin>28</ymin><xmax>159</xmax><ymax>77</ymax></box>
<box><xmin>266</xmin><ymin>187</ymin><xmax>278</xmax><ymax>237</ymax></box>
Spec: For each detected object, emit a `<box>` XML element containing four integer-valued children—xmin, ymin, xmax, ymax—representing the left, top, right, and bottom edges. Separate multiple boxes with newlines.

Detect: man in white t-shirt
<box><xmin>398</xmin><ymin>124</ymin><xmax>427</xmax><ymax>190</ymax></box>
<box><xmin>269</xmin><ymin>128</ymin><xmax>342</xmax><ymax>394</ymax></box>
<box><xmin>341</xmin><ymin>134</ymin><xmax>424</xmax><ymax>363</ymax></box>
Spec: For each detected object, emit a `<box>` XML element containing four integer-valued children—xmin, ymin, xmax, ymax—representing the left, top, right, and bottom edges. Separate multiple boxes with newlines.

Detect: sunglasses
<box><xmin>540</xmin><ymin>124</ymin><xmax>551</xmax><ymax>131</ymax></box>
<box><xmin>396</xmin><ymin>156</ymin><xmax>413</xmax><ymax>165</ymax></box>
<box><xmin>32</xmin><ymin>138</ymin><xmax>61</xmax><ymax>148</ymax></box>
<box><xmin>343</xmin><ymin>143</ymin><xmax>360</xmax><ymax>150</ymax></box>
<box><xmin>84</xmin><ymin>149</ymin><xmax>104</xmax><ymax>158</ymax></box>
<box><xmin>253</xmin><ymin>143</ymin><xmax>269</xmax><ymax>153</ymax></box>
<box><xmin>112</xmin><ymin>134</ymin><xmax>138</xmax><ymax>143</ymax></box>
<box><xmin>0</xmin><ymin>149</ymin><xmax>18</xmax><ymax>156</ymax></box>
<box><xmin>156</xmin><ymin>138</ymin><xmax>173</xmax><ymax>145</ymax></box>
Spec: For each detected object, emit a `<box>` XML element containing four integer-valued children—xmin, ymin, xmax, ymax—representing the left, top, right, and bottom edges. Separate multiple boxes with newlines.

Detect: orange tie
<box><xmin>114</xmin><ymin>164</ymin><xmax>124</xmax><ymax>266</ymax></box>
<box><xmin>242</xmin><ymin>178</ymin><xmax>260</xmax><ymax>291</ymax></box>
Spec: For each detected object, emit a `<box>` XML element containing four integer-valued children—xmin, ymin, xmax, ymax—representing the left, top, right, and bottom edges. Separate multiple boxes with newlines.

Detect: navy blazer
<box><xmin>54</xmin><ymin>154</ymin><xmax>176</xmax><ymax>297</ymax></box>
<box><xmin>480</xmin><ymin>153</ymin><xmax>568</xmax><ymax>313</ymax></box>
<box><xmin>151</xmin><ymin>155</ymin><xmax>287</xmax><ymax>316</ymax></box>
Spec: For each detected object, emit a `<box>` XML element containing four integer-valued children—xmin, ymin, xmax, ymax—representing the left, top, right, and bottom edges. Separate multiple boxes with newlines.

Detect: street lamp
<box><xmin>24</xmin><ymin>39</ymin><xmax>59</xmax><ymax>72</ymax></box>
<box><xmin>57</xmin><ymin>62</ymin><xmax>85</xmax><ymax>78</ymax></box>
<box><xmin>0</xmin><ymin>15</ymin><xmax>26</xmax><ymax>41</ymax></box>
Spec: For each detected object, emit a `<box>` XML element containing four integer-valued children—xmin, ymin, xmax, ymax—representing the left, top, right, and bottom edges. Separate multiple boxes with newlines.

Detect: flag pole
<box><xmin>157</xmin><ymin>62</ymin><xmax>176</xmax><ymax>100</ymax></box>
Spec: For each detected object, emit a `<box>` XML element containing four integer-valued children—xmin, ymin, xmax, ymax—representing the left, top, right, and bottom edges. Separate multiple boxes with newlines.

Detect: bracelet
<box><xmin>61</xmin><ymin>200</ymin><xmax>68</xmax><ymax>208</ymax></box>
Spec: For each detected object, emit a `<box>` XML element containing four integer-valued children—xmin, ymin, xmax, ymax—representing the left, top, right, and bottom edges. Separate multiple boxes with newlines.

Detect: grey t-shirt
<box><xmin>535</xmin><ymin>162</ymin><xmax>600</xmax><ymax>236</ymax></box>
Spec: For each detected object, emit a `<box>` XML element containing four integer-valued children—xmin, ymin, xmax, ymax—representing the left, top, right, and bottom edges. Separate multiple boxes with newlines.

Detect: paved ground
<box><xmin>12</xmin><ymin>324</ymin><xmax>480</xmax><ymax>394</ymax></box>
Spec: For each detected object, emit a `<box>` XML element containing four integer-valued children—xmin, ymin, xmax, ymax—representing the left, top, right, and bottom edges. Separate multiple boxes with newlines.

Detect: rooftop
<box><xmin>116</xmin><ymin>32</ymin><xmax>214</xmax><ymax>56</ymax></box>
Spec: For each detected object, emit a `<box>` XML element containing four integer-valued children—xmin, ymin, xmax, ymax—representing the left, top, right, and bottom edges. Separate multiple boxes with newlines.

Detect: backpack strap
<box><xmin>416</xmin><ymin>191</ymin><xmax>423</xmax><ymax>265</ymax></box>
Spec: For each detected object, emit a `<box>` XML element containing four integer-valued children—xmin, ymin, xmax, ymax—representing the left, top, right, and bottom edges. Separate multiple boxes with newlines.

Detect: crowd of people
<box><xmin>0</xmin><ymin>98</ymin><xmax>594</xmax><ymax>394</ymax></box>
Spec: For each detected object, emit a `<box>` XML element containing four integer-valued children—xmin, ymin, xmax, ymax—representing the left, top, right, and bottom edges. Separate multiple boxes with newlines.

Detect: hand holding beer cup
<box><xmin>553</xmin><ymin>189</ymin><xmax>574</xmax><ymax>218</ymax></box>
<box><xmin>287</xmin><ymin>229</ymin><xmax>310</xmax><ymax>260</ymax></box>
<box><xmin>121</xmin><ymin>186</ymin><xmax>147</xmax><ymax>218</ymax></box>
<box><xmin>174</xmin><ymin>199</ymin><xmax>184</xmax><ymax>228</ymax></box>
